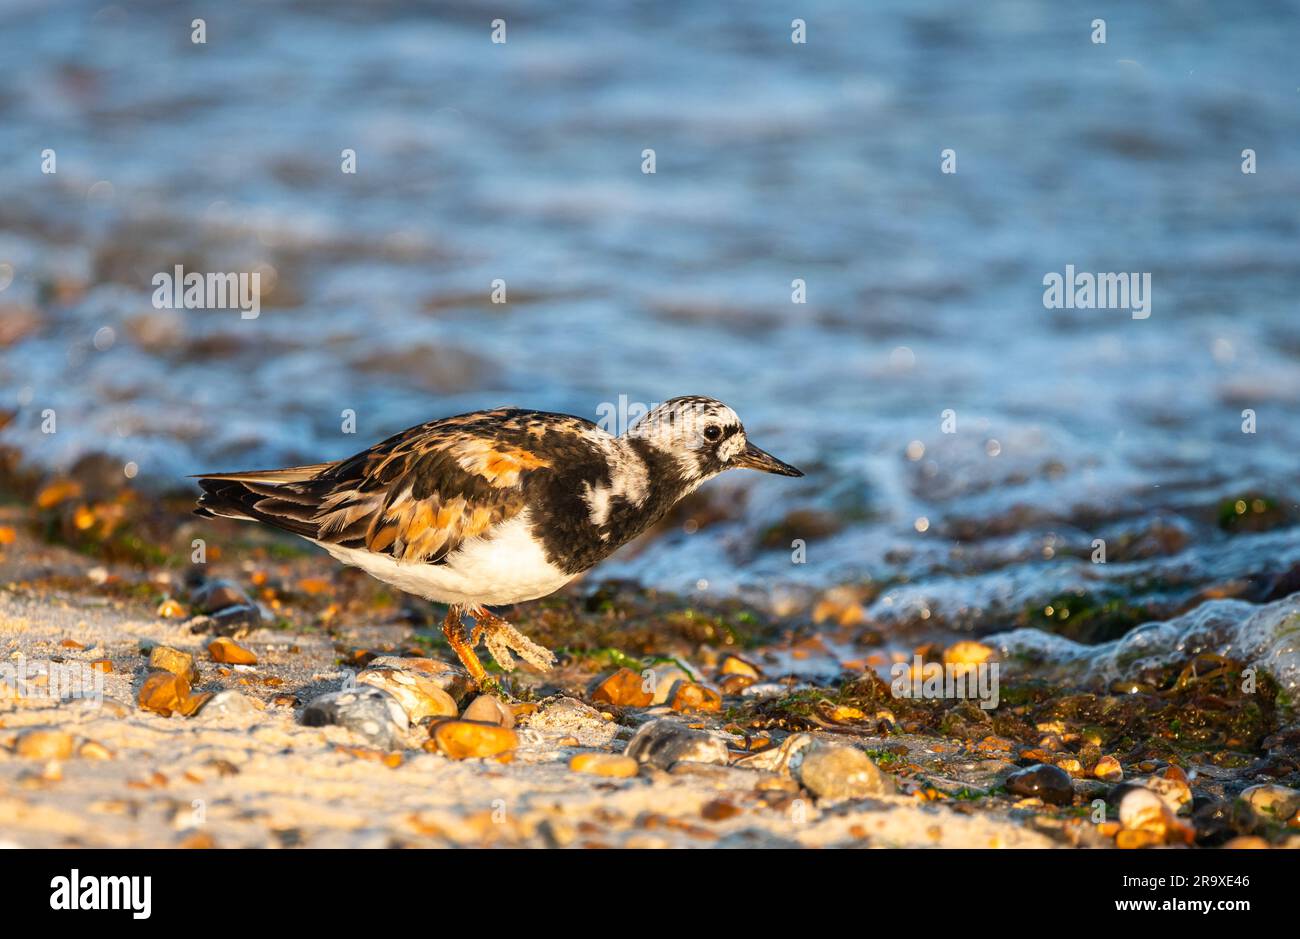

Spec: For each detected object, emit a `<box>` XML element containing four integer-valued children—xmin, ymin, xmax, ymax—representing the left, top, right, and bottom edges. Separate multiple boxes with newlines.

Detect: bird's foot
<box><xmin>441</xmin><ymin>604</ymin><xmax>488</xmax><ymax>686</ymax></box>
<box><xmin>469</xmin><ymin>607</ymin><xmax>556</xmax><ymax>673</ymax></box>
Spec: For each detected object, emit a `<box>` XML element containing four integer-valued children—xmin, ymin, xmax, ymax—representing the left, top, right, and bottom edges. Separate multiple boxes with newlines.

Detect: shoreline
<box><xmin>1</xmin><ymin>470</ymin><xmax>1296</xmax><ymax>849</ymax></box>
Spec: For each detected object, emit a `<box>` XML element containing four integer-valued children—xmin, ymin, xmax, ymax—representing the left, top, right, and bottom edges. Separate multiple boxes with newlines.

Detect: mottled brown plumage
<box><xmin>195</xmin><ymin>408</ymin><xmax>576</xmax><ymax>565</ymax></box>
<box><xmin>194</xmin><ymin>399</ymin><xmax>802</xmax><ymax>687</ymax></box>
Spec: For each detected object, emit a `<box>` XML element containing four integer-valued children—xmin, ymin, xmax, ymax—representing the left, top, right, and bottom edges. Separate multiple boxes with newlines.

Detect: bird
<box><xmin>192</xmin><ymin>396</ymin><xmax>802</xmax><ymax>687</ymax></box>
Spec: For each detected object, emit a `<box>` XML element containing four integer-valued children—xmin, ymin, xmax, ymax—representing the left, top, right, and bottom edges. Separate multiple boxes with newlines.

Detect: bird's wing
<box><xmin>194</xmin><ymin>408</ymin><xmax>589</xmax><ymax>563</ymax></box>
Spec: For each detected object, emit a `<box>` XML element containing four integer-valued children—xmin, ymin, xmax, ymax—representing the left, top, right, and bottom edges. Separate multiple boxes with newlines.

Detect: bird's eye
<box><xmin>703</xmin><ymin>425</ymin><xmax>722</xmax><ymax>442</ymax></box>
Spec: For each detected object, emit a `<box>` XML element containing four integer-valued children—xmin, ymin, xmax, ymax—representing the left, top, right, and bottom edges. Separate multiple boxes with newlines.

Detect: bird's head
<box><xmin>625</xmin><ymin>396</ymin><xmax>803</xmax><ymax>483</ymax></box>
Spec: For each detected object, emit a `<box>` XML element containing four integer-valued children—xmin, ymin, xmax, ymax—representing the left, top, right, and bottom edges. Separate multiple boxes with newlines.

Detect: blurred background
<box><xmin>1</xmin><ymin>0</ymin><xmax>1298</xmax><ymax>637</ymax></box>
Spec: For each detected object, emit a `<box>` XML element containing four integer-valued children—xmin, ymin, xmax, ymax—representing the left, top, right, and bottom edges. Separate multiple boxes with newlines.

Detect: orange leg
<box><xmin>468</xmin><ymin>605</ymin><xmax>557</xmax><ymax>673</ymax></box>
<box><xmin>442</xmin><ymin>604</ymin><xmax>487</xmax><ymax>685</ymax></box>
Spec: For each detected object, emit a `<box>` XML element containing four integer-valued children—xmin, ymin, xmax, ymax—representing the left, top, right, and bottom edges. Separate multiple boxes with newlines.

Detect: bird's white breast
<box><xmin>313</xmin><ymin>512</ymin><xmax>575</xmax><ymax>606</ymax></box>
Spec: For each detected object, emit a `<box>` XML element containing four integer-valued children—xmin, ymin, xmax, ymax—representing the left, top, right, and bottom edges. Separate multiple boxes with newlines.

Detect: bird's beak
<box><xmin>732</xmin><ymin>441</ymin><xmax>804</xmax><ymax>477</ymax></box>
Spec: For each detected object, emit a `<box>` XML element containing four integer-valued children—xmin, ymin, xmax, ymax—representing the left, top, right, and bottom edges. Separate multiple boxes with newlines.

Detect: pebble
<box><xmin>147</xmin><ymin>646</ymin><xmax>199</xmax><ymax>683</ymax></box>
<box><xmin>522</xmin><ymin>696</ymin><xmax>619</xmax><ymax>748</ymax></box>
<box><xmin>718</xmin><ymin>673</ymin><xmax>758</xmax><ymax>695</ymax></box>
<box><xmin>1135</xmin><ymin>774</ymin><xmax>1192</xmax><ymax>813</ymax></box>
<box><xmin>430</xmin><ymin>720</ymin><xmax>518</xmax><ymax>760</ymax></box>
<box><xmin>719</xmin><ymin>655</ymin><xmax>761</xmax><ymax>679</ymax></box>
<box><xmin>1222</xmin><ymin>836</ymin><xmax>1271</xmax><ymax>849</ymax></box>
<box><xmin>16</xmin><ymin>729</ymin><xmax>75</xmax><ymax>760</ymax></box>
<box><xmin>190</xmin><ymin>578</ymin><xmax>252</xmax><ymax>613</ymax></box>
<box><xmin>301</xmin><ymin>687</ymin><xmax>409</xmax><ymax>750</ymax></box>
<box><xmin>591</xmin><ymin>668</ymin><xmax>653</xmax><ymax>707</ymax></box>
<box><xmin>942</xmin><ymin>641</ymin><xmax>994</xmax><ymax>666</ymax></box>
<box><xmin>569</xmin><ymin>752</ymin><xmax>639</xmax><ymax>778</ymax></box>
<box><xmin>78</xmin><ymin>740</ymin><xmax>114</xmax><ymax>760</ymax></box>
<box><xmin>156</xmin><ymin>598</ymin><xmax>187</xmax><ymax>619</ymax></box>
<box><xmin>645</xmin><ymin>666</ymin><xmax>691</xmax><ymax>705</ymax></box>
<box><xmin>1055</xmin><ymin>757</ymin><xmax>1083</xmax><ymax>776</ymax></box>
<box><xmin>701</xmin><ymin>800</ymin><xmax>742</xmax><ymax>821</ymax></box>
<box><xmin>461</xmin><ymin>695</ymin><xmax>515</xmax><ymax>728</ymax></box>
<box><xmin>367</xmin><ymin>656</ymin><xmax>474</xmax><ymax>703</ymax></box>
<box><xmin>734</xmin><ymin>732</ymin><xmax>815</xmax><ymax>775</ymax></box>
<box><xmin>1114</xmin><ymin>786</ymin><xmax>1195</xmax><ymax>845</ymax></box>
<box><xmin>755</xmin><ymin>774</ymin><xmax>801</xmax><ymax>794</ymax></box>
<box><xmin>741</xmin><ymin>682</ymin><xmax>798</xmax><ymax>699</ymax></box>
<box><xmin>669</xmin><ymin>681</ymin><xmax>722</xmax><ymax>714</ymax></box>
<box><xmin>357</xmin><ymin>667</ymin><xmax>458</xmax><ymax>722</ymax></box>
<box><xmin>207</xmin><ymin>637</ymin><xmax>258</xmax><ymax>665</ymax></box>
<box><xmin>138</xmin><ymin>669</ymin><xmax>192</xmax><ymax>717</ymax></box>
<box><xmin>195</xmin><ymin>689</ymin><xmax>260</xmax><ymax>720</ymax></box>
<box><xmin>1116</xmin><ymin>786</ymin><xmax>1170</xmax><ymax>829</ymax></box>
<box><xmin>1115</xmin><ymin>828</ymin><xmax>1162</xmax><ymax>849</ymax></box>
<box><xmin>1239</xmin><ymin>783</ymin><xmax>1300</xmax><ymax>822</ymax></box>
<box><xmin>623</xmin><ymin>719</ymin><xmax>730</xmax><ymax>770</ymax></box>
<box><xmin>1004</xmin><ymin>763</ymin><xmax>1074</xmax><ymax>806</ymax></box>
<box><xmin>797</xmin><ymin>745</ymin><xmax>894</xmax><ymax>801</ymax></box>
<box><xmin>1093</xmin><ymin>755</ymin><xmax>1123</xmax><ymax>781</ymax></box>
<box><xmin>829</xmin><ymin>705</ymin><xmax>867</xmax><ymax>723</ymax></box>
<box><xmin>201</xmin><ymin>603</ymin><xmax>264</xmax><ymax>636</ymax></box>
<box><xmin>1109</xmin><ymin>679</ymin><xmax>1157</xmax><ymax>695</ymax></box>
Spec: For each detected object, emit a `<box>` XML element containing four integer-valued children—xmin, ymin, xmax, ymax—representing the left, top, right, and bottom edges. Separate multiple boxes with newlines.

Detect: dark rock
<box><xmin>624</xmin><ymin>719</ymin><xmax>729</xmax><ymax>770</ymax></box>
<box><xmin>190</xmin><ymin>578</ymin><xmax>253</xmax><ymax>614</ymax></box>
<box><xmin>187</xmin><ymin>603</ymin><xmax>264</xmax><ymax>637</ymax></box>
<box><xmin>1005</xmin><ymin>763</ymin><xmax>1074</xmax><ymax>805</ymax></box>
<box><xmin>301</xmin><ymin>686</ymin><xmax>409</xmax><ymax>750</ymax></box>
<box><xmin>798</xmin><ymin>745</ymin><xmax>894</xmax><ymax>801</ymax></box>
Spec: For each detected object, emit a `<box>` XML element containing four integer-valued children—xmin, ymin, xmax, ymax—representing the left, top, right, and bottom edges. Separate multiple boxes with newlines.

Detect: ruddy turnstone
<box><xmin>193</xmin><ymin>396</ymin><xmax>802</xmax><ymax>686</ymax></box>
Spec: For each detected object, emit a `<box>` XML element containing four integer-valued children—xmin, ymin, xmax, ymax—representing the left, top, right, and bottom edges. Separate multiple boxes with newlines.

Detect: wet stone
<box><xmin>1191</xmin><ymin>799</ymin><xmax>1253</xmax><ymax>846</ymax></box>
<box><xmin>797</xmin><ymin>745</ymin><xmax>894</xmax><ymax>802</ymax></box>
<box><xmin>1005</xmin><ymin>763</ymin><xmax>1074</xmax><ymax>806</ymax></box>
<box><xmin>301</xmin><ymin>686</ymin><xmax>409</xmax><ymax>750</ymax></box>
<box><xmin>1239</xmin><ymin>784</ymin><xmax>1300</xmax><ymax>822</ymax></box>
<box><xmin>461</xmin><ymin>694</ymin><xmax>514</xmax><ymax>728</ymax></box>
<box><xmin>1093</xmin><ymin>755</ymin><xmax>1123</xmax><ymax>782</ymax></box>
<box><xmin>623</xmin><ymin>719</ymin><xmax>730</xmax><ymax>770</ymax></box>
